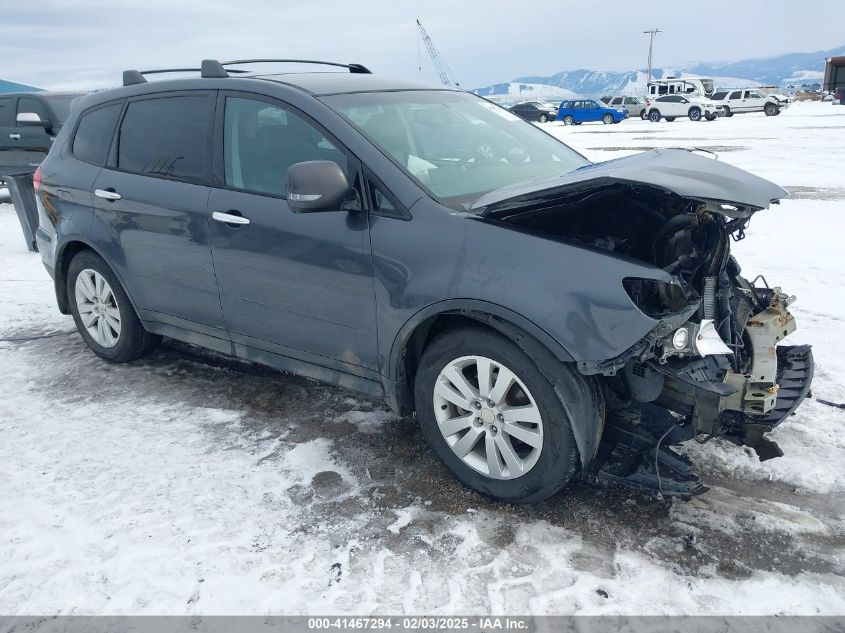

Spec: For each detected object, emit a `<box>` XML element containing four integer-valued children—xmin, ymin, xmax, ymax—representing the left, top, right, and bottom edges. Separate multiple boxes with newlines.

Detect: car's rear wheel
<box><xmin>649</xmin><ymin>109</ymin><xmax>661</xmax><ymax>122</ymax></box>
<box><xmin>602</xmin><ymin>113</ymin><xmax>614</xmax><ymax>124</ymax></box>
<box><xmin>563</xmin><ymin>115</ymin><xmax>574</xmax><ymax>125</ymax></box>
<box><xmin>67</xmin><ymin>250</ymin><xmax>161</xmax><ymax>363</ymax></box>
<box><xmin>414</xmin><ymin>326</ymin><xmax>583</xmax><ymax>503</ymax></box>
<box><xmin>665</xmin><ymin>116</ymin><xmax>676</xmax><ymax>122</ymax></box>
<box><xmin>688</xmin><ymin>106</ymin><xmax>702</xmax><ymax>121</ymax></box>
<box><xmin>640</xmin><ymin>109</ymin><xmax>647</xmax><ymax>120</ymax></box>
<box><xmin>764</xmin><ymin>103</ymin><xmax>779</xmax><ymax>116</ymax></box>
<box><xmin>538</xmin><ymin>113</ymin><xmax>548</xmax><ymax>123</ymax></box>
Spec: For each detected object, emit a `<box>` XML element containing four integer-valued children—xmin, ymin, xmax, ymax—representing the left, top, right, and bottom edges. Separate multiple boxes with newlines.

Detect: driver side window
<box><xmin>223</xmin><ymin>96</ymin><xmax>347</xmax><ymax>198</ymax></box>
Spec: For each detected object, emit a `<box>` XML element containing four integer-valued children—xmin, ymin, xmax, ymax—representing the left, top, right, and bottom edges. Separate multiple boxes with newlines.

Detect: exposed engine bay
<box><xmin>483</xmin><ymin>170</ymin><xmax>814</xmax><ymax>497</ymax></box>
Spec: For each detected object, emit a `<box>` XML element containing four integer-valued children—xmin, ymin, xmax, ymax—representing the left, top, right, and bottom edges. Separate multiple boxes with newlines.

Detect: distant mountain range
<box><xmin>474</xmin><ymin>44</ymin><xmax>845</xmax><ymax>99</ymax></box>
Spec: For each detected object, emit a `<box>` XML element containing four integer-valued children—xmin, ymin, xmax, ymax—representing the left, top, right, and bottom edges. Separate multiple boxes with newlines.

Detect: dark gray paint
<box><xmin>472</xmin><ymin>148</ymin><xmax>788</xmax><ymax>213</ymax></box>
<box><xmin>33</xmin><ymin>72</ymin><xmax>760</xmax><ymax>419</ymax></box>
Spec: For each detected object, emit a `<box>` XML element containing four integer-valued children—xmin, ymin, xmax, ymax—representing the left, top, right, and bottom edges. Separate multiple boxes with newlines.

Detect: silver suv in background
<box><xmin>603</xmin><ymin>96</ymin><xmax>648</xmax><ymax>119</ymax></box>
<box><xmin>710</xmin><ymin>89</ymin><xmax>789</xmax><ymax>117</ymax></box>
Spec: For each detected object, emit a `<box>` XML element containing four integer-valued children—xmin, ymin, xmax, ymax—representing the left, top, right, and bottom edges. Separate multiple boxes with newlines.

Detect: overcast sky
<box><xmin>2</xmin><ymin>0</ymin><xmax>843</xmax><ymax>90</ymax></box>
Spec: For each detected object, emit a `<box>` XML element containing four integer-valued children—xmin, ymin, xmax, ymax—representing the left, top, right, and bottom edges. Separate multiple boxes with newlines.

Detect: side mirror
<box><xmin>17</xmin><ymin>112</ymin><xmax>49</xmax><ymax>127</ymax></box>
<box><xmin>287</xmin><ymin>160</ymin><xmax>351</xmax><ymax>213</ymax></box>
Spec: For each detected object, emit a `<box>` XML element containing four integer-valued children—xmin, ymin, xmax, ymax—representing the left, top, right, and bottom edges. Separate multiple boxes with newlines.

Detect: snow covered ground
<box><xmin>0</xmin><ymin>102</ymin><xmax>843</xmax><ymax>616</ymax></box>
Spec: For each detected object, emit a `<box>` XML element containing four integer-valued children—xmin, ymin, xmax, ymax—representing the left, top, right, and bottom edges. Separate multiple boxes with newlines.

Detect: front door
<box><xmin>743</xmin><ymin>90</ymin><xmax>766</xmax><ymax>112</ymax></box>
<box><xmin>91</xmin><ymin>91</ymin><xmax>227</xmax><ymax>341</ymax></box>
<box><xmin>207</xmin><ymin>93</ymin><xmax>379</xmax><ymax>377</ymax></box>
<box><xmin>14</xmin><ymin>96</ymin><xmax>54</xmax><ymax>171</ymax></box>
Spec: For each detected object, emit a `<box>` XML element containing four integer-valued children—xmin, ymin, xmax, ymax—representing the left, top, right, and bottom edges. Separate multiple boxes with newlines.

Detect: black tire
<box><xmin>723</xmin><ymin>106</ymin><xmax>733</xmax><ymax>117</ymax></box>
<box><xmin>67</xmin><ymin>250</ymin><xmax>161</xmax><ymax>363</ymax></box>
<box><xmin>649</xmin><ymin>109</ymin><xmax>661</xmax><ymax>122</ymax></box>
<box><xmin>704</xmin><ymin>113</ymin><xmax>717</xmax><ymax>121</ymax></box>
<box><xmin>602</xmin><ymin>113</ymin><xmax>614</xmax><ymax>125</ymax></box>
<box><xmin>665</xmin><ymin>116</ymin><xmax>676</xmax><ymax>122</ymax></box>
<box><xmin>538</xmin><ymin>113</ymin><xmax>548</xmax><ymax>123</ymax></box>
<box><xmin>764</xmin><ymin>103</ymin><xmax>779</xmax><ymax>116</ymax></box>
<box><xmin>414</xmin><ymin>326</ymin><xmax>584</xmax><ymax>503</ymax></box>
<box><xmin>640</xmin><ymin>109</ymin><xmax>647</xmax><ymax>120</ymax></box>
<box><xmin>688</xmin><ymin>106</ymin><xmax>702</xmax><ymax>121</ymax></box>
<box><xmin>563</xmin><ymin>115</ymin><xmax>575</xmax><ymax>125</ymax></box>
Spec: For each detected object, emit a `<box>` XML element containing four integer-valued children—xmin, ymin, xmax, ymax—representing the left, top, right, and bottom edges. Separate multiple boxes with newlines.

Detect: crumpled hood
<box><xmin>472</xmin><ymin>148</ymin><xmax>788</xmax><ymax>215</ymax></box>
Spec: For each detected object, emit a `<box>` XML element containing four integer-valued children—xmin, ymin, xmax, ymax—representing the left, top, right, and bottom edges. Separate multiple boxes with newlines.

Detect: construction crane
<box><xmin>416</xmin><ymin>19</ymin><xmax>459</xmax><ymax>87</ymax></box>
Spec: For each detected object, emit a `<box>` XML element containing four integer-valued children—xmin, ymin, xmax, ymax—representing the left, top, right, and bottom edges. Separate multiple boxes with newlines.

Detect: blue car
<box><xmin>556</xmin><ymin>99</ymin><xmax>628</xmax><ymax>125</ymax></box>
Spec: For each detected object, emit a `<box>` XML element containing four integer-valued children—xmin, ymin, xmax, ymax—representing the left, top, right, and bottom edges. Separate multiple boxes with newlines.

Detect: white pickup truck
<box><xmin>710</xmin><ymin>89</ymin><xmax>790</xmax><ymax>117</ymax></box>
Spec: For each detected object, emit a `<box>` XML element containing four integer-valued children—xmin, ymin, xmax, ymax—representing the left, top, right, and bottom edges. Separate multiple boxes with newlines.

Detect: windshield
<box><xmin>43</xmin><ymin>95</ymin><xmax>81</xmax><ymax>123</ymax></box>
<box><xmin>322</xmin><ymin>90</ymin><xmax>589</xmax><ymax>210</ymax></box>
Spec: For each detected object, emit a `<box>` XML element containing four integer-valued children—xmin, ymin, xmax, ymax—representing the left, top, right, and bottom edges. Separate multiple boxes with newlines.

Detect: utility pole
<box><xmin>643</xmin><ymin>28</ymin><xmax>661</xmax><ymax>83</ymax></box>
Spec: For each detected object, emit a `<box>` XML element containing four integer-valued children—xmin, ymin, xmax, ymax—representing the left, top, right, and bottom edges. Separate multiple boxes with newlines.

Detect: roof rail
<box><xmin>221</xmin><ymin>59</ymin><xmax>372</xmax><ymax>74</ymax></box>
<box><xmin>121</xmin><ymin>61</ymin><xmax>250</xmax><ymax>86</ymax></box>
<box><xmin>121</xmin><ymin>58</ymin><xmax>371</xmax><ymax>87</ymax></box>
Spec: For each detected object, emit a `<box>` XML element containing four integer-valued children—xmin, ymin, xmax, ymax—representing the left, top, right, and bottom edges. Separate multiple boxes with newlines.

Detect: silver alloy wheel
<box><xmin>432</xmin><ymin>355</ymin><xmax>544</xmax><ymax>480</ymax></box>
<box><xmin>74</xmin><ymin>268</ymin><xmax>121</xmax><ymax>348</ymax></box>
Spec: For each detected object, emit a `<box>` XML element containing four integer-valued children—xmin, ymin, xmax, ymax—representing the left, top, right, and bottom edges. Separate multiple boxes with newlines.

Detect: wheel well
<box><xmin>392</xmin><ymin>310</ymin><xmax>605</xmax><ymax>468</ymax></box>
<box><xmin>54</xmin><ymin>241</ymin><xmax>93</xmax><ymax>314</ymax></box>
<box><xmin>393</xmin><ymin>311</ymin><xmax>565</xmax><ymax>416</ymax></box>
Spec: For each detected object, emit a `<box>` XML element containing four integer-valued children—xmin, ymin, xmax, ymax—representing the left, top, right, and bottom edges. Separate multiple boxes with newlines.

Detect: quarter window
<box><xmin>117</xmin><ymin>95</ymin><xmax>210</xmax><ymax>183</ymax></box>
<box><xmin>223</xmin><ymin>96</ymin><xmax>347</xmax><ymax>197</ymax></box>
<box><xmin>72</xmin><ymin>103</ymin><xmax>122</xmax><ymax>166</ymax></box>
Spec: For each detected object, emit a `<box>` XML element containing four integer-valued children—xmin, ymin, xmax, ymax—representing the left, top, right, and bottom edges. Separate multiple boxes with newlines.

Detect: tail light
<box><xmin>32</xmin><ymin>165</ymin><xmax>42</xmax><ymax>192</ymax></box>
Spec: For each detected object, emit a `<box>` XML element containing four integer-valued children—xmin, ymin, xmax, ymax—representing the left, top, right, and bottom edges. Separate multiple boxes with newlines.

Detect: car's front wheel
<box><xmin>688</xmin><ymin>106</ymin><xmax>702</xmax><ymax>121</ymax></box>
<box><xmin>562</xmin><ymin>115</ymin><xmax>575</xmax><ymax>125</ymax></box>
<box><xmin>414</xmin><ymin>326</ymin><xmax>583</xmax><ymax>503</ymax></box>
<box><xmin>67</xmin><ymin>250</ymin><xmax>161</xmax><ymax>363</ymax></box>
<box><xmin>649</xmin><ymin>109</ymin><xmax>661</xmax><ymax>122</ymax></box>
<box><xmin>602</xmin><ymin>113</ymin><xmax>614</xmax><ymax>124</ymax></box>
<box><xmin>764</xmin><ymin>103</ymin><xmax>779</xmax><ymax>116</ymax></box>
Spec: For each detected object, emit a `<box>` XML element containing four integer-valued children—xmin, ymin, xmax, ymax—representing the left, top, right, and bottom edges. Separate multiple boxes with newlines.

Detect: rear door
<box><xmin>583</xmin><ymin>101</ymin><xmax>601</xmax><ymax>121</ymax></box>
<box><xmin>207</xmin><ymin>92</ymin><xmax>379</xmax><ymax>376</ymax></box>
<box><xmin>91</xmin><ymin>91</ymin><xmax>228</xmax><ymax>344</ymax></box>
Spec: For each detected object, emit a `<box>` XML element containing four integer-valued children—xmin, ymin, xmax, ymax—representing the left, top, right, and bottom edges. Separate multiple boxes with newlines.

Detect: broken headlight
<box><xmin>623</xmin><ymin>277</ymin><xmax>691</xmax><ymax>318</ymax></box>
<box><xmin>660</xmin><ymin>319</ymin><xmax>733</xmax><ymax>361</ymax></box>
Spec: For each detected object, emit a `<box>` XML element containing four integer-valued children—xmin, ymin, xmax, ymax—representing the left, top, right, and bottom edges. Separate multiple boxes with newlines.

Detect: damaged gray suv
<box><xmin>34</xmin><ymin>59</ymin><xmax>813</xmax><ymax>503</ymax></box>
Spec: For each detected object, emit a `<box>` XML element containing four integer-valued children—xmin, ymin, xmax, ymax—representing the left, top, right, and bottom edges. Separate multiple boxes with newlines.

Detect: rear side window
<box><xmin>117</xmin><ymin>95</ymin><xmax>209</xmax><ymax>183</ymax></box>
<box><xmin>730</xmin><ymin>91</ymin><xmax>742</xmax><ymax>100</ymax></box>
<box><xmin>72</xmin><ymin>103</ymin><xmax>122</xmax><ymax>166</ymax></box>
<box><xmin>0</xmin><ymin>98</ymin><xmax>12</xmax><ymax>126</ymax></box>
<box><xmin>712</xmin><ymin>91</ymin><xmax>727</xmax><ymax>100</ymax></box>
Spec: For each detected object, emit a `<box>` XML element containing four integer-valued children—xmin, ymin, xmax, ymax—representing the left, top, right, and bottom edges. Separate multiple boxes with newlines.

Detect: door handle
<box><xmin>9</xmin><ymin>133</ymin><xmax>20</xmax><ymax>140</ymax></box>
<box><xmin>212</xmin><ymin>211</ymin><xmax>250</xmax><ymax>226</ymax></box>
<box><xmin>94</xmin><ymin>188</ymin><xmax>122</xmax><ymax>201</ymax></box>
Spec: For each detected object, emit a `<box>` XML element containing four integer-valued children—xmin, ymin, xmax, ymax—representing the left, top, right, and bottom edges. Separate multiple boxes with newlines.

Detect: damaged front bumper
<box><xmin>591</xmin><ymin>286</ymin><xmax>814</xmax><ymax>497</ymax></box>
